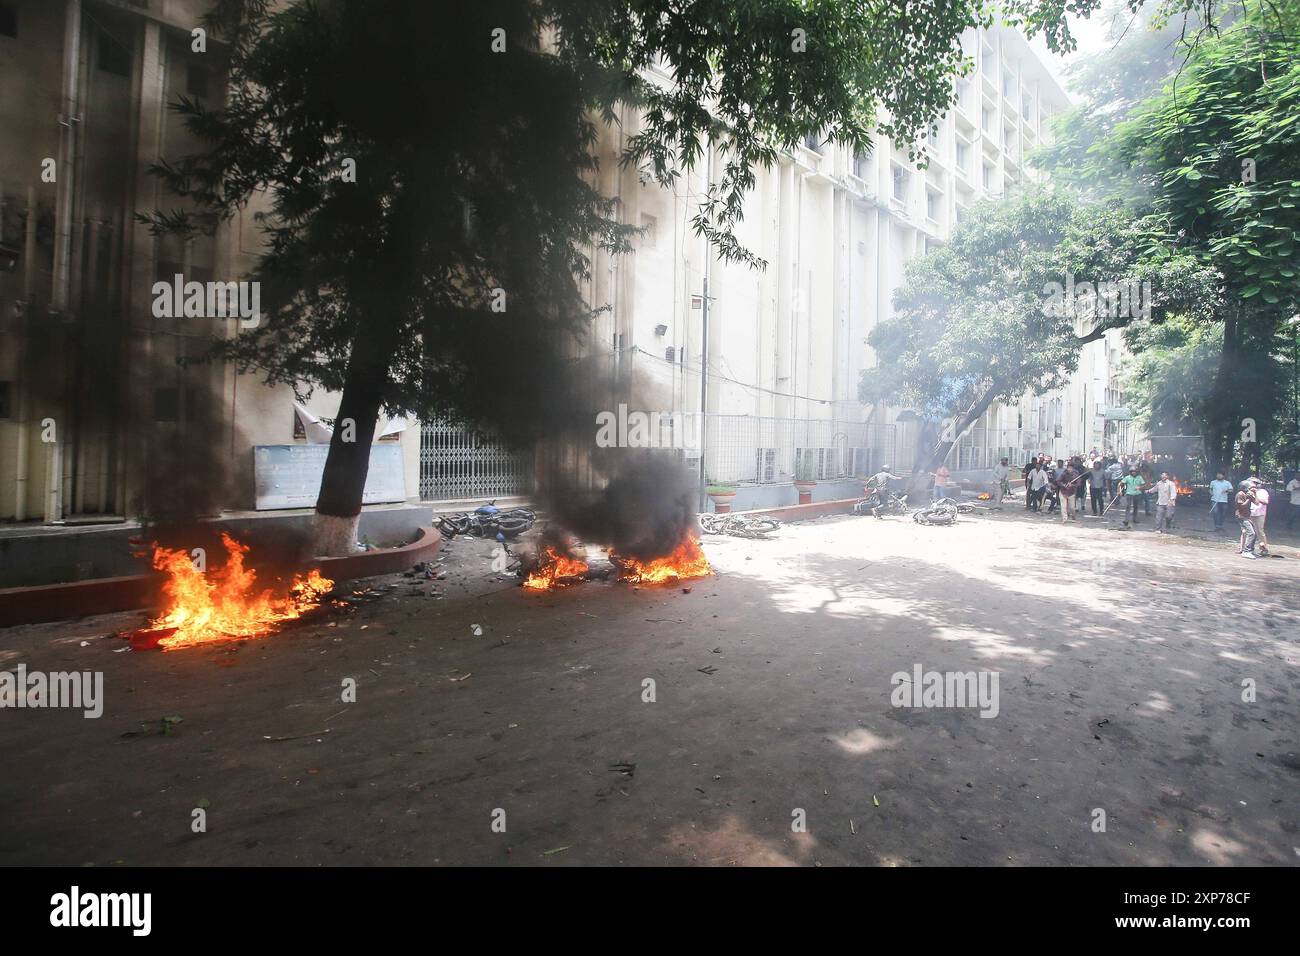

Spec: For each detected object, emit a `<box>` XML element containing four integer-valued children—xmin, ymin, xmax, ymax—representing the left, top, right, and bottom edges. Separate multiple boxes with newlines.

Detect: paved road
<box><xmin>1</xmin><ymin>509</ymin><xmax>1296</xmax><ymax>865</ymax></box>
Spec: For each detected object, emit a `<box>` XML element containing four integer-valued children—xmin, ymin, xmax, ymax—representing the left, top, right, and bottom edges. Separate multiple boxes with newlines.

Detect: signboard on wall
<box><xmin>253</xmin><ymin>443</ymin><xmax>406</xmax><ymax>511</ymax></box>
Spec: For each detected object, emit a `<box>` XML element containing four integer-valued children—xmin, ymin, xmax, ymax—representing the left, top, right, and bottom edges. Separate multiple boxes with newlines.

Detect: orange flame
<box><xmin>612</xmin><ymin>534</ymin><xmax>712</xmax><ymax>585</ymax></box>
<box><xmin>1175</xmin><ymin>479</ymin><xmax>1194</xmax><ymax>496</ymax></box>
<box><xmin>522</xmin><ymin>546</ymin><xmax>589</xmax><ymax>590</ymax></box>
<box><xmin>141</xmin><ymin>533</ymin><xmax>333</xmax><ymax>651</ymax></box>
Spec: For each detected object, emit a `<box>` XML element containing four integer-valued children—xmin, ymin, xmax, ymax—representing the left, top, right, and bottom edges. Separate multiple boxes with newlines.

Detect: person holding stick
<box><xmin>1119</xmin><ymin>465</ymin><xmax>1147</xmax><ymax>529</ymax></box>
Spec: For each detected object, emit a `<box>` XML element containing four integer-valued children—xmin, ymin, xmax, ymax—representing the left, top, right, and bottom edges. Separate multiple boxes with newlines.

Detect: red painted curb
<box><xmin>726</xmin><ymin>498</ymin><xmax>863</xmax><ymax>522</ymax></box>
<box><xmin>0</xmin><ymin>527</ymin><xmax>442</xmax><ymax>629</ymax></box>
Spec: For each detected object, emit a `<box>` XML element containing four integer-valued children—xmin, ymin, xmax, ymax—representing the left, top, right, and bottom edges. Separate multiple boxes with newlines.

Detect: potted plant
<box><xmin>705</xmin><ymin>482</ymin><xmax>738</xmax><ymax>513</ymax></box>
<box><xmin>793</xmin><ymin>459</ymin><xmax>817</xmax><ymax>505</ymax></box>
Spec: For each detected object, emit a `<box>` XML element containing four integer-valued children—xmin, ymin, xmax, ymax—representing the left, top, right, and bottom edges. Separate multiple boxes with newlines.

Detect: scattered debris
<box><xmin>263</xmin><ymin>729</ymin><xmax>331</xmax><ymax>742</ymax></box>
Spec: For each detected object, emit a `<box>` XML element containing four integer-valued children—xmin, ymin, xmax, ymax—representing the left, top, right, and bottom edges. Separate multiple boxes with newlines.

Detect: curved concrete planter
<box><xmin>0</xmin><ymin>527</ymin><xmax>442</xmax><ymax>630</ymax></box>
<box><xmin>707</xmin><ymin>492</ymin><xmax>738</xmax><ymax>514</ymax></box>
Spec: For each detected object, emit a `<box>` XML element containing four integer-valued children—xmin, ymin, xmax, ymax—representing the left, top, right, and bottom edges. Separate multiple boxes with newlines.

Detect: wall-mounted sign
<box><xmin>253</xmin><ymin>443</ymin><xmax>406</xmax><ymax>511</ymax></box>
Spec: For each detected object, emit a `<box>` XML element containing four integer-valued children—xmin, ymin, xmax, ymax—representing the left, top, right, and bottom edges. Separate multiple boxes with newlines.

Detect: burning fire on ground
<box><xmin>134</xmin><ymin>533</ymin><xmax>333</xmax><ymax>651</ymax></box>
<box><xmin>522</xmin><ymin>545</ymin><xmax>590</xmax><ymax>590</ymax></box>
<box><xmin>611</xmin><ymin>534</ymin><xmax>711</xmax><ymax>585</ymax></box>
<box><xmin>520</xmin><ymin>532</ymin><xmax>712</xmax><ymax>590</ymax></box>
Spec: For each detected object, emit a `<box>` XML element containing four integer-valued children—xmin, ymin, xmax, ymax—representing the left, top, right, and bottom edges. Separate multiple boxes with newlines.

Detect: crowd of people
<box><xmin>990</xmin><ymin>450</ymin><xmax>1297</xmax><ymax>558</ymax></box>
<box><xmin>874</xmin><ymin>452</ymin><xmax>1298</xmax><ymax>560</ymax></box>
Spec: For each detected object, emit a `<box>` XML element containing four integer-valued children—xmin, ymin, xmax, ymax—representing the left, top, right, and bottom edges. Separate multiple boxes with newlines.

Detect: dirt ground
<box><xmin>1</xmin><ymin>501</ymin><xmax>1297</xmax><ymax>866</ymax></box>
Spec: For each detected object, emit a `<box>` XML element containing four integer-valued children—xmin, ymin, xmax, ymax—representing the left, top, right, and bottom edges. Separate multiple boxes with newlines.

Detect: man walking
<box><xmin>1154</xmin><ymin>471</ymin><xmax>1176</xmax><ymax>533</ymax></box>
<box><xmin>1106</xmin><ymin>457</ymin><xmax>1124</xmax><ymax>501</ymax></box>
<box><xmin>1073</xmin><ymin>456</ymin><xmax>1089</xmax><ymax>513</ymax></box>
<box><xmin>1138</xmin><ymin>456</ymin><xmax>1154</xmax><ymax>516</ymax></box>
<box><xmin>1088</xmin><ymin>459</ymin><xmax>1106</xmax><ymax>516</ymax></box>
<box><xmin>992</xmin><ymin>457</ymin><xmax>1011</xmax><ymax>509</ymax></box>
<box><xmin>1120</xmin><ymin>465</ymin><xmax>1145</xmax><ymax>529</ymax></box>
<box><xmin>1250</xmin><ymin>477</ymin><xmax>1270</xmax><ymax>556</ymax></box>
<box><xmin>1236</xmin><ymin>481</ymin><xmax>1259</xmax><ymax>558</ymax></box>
<box><xmin>1028</xmin><ymin>460</ymin><xmax>1049</xmax><ymax>513</ymax></box>
<box><xmin>1058</xmin><ymin>461</ymin><xmax>1082</xmax><ymax>522</ymax></box>
<box><xmin>1209</xmin><ymin>471</ymin><xmax>1232</xmax><ymax>532</ymax></box>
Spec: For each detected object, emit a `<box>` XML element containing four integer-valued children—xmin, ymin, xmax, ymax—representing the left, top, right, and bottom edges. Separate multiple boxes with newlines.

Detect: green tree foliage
<box><xmin>141</xmin><ymin>0</ymin><xmax>1099</xmax><ymax>550</ymax></box>
<box><xmin>860</xmin><ymin>188</ymin><xmax>1216</xmax><ymax>485</ymax></box>
<box><xmin>1036</xmin><ymin>0</ymin><xmax>1300</xmax><ymax>471</ymax></box>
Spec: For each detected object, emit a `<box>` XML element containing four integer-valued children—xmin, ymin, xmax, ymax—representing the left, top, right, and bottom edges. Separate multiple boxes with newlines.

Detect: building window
<box><xmin>853</xmin><ymin>152</ymin><xmax>869</xmax><ymax>179</ymax></box>
<box><xmin>803</xmin><ymin>131</ymin><xmax>823</xmax><ymax>154</ymax></box>
<box><xmin>639</xmin><ymin>212</ymin><xmax>657</xmax><ymax>249</ymax></box>
<box><xmin>98</xmin><ymin>28</ymin><xmax>132</xmax><ymax>76</ymax></box>
<box><xmin>186</xmin><ymin>63</ymin><xmax>209</xmax><ymax>98</ymax></box>
<box><xmin>0</xmin><ymin>380</ymin><xmax>11</xmax><ymax>418</ymax></box>
<box><xmin>956</xmin><ymin>141</ymin><xmax>969</xmax><ymax>173</ymax></box>
<box><xmin>926</xmin><ymin>189</ymin><xmax>941</xmax><ymax>222</ymax></box>
<box><xmin>981</xmin><ymin>107</ymin><xmax>993</xmax><ymax>133</ymax></box>
<box><xmin>0</xmin><ymin>3</ymin><xmax>17</xmax><ymax>38</ymax></box>
<box><xmin>891</xmin><ymin>165</ymin><xmax>910</xmax><ymax>202</ymax></box>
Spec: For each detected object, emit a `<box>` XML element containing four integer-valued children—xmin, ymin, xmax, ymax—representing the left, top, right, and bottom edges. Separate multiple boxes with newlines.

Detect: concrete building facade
<box><xmin>581</xmin><ymin>24</ymin><xmax>1141</xmax><ymax>505</ymax></box>
<box><xmin>0</xmin><ymin>0</ymin><xmax>421</xmax><ymax>526</ymax></box>
<box><xmin>1</xmin><ymin>4</ymin><xmax>1141</xmax><ymax>529</ymax></box>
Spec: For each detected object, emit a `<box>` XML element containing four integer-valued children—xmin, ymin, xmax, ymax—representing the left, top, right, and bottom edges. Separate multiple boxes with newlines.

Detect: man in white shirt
<box><xmin>1249</xmin><ymin>478</ymin><xmax>1270</xmax><ymax>554</ymax></box>
<box><xmin>1209</xmin><ymin>471</ymin><xmax>1233</xmax><ymax>532</ymax></box>
<box><xmin>1287</xmin><ymin>474</ymin><xmax>1300</xmax><ymax>529</ymax></box>
<box><xmin>1154</xmin><ymin>472</ymin><xmax>1176</xmax><ymax>533</ymax></box>
<box><xmin>991</xmin><ymin>458</ymin><xmax>1011</xmax><ymax>509</ymax></box>
<box><xmin>1029</xmin><ymin>463</ymin><xmax>1049</xmax><ymax>512</ymax></box>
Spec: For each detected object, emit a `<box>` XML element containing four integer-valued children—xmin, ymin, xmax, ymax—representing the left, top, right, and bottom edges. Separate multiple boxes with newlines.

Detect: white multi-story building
<box><xmin>571</xmin><ymin>24</ymin><xmax>1139</xmax><ymax>506</ymax></box>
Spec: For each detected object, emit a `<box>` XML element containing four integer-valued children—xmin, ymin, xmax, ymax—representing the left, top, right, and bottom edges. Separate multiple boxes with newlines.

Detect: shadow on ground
<box><xmin>0</xmin><ymin>514</ymin><xmax>1296</xmax><ymax>866</ymax></box>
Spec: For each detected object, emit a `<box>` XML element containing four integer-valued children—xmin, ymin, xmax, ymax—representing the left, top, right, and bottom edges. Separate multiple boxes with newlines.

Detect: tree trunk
<box><xmin>312</xmin><ymin>318</ymin><xmax>393</xmax><ymax>557</ymax></box>
<box><xmin>1204</xmin><ymin>306</ymin><xmax>1240</xmax><ymax>477</ymax></box>
<box><xmin>906</xmin><ymin>385</ymin><xmax>1003</xmax><ymax>499</ymax></box>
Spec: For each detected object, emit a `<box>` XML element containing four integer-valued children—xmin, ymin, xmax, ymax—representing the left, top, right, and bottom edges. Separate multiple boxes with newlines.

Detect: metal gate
<box><xmin>419</xmin><ymin>419</ymin><xmax>533</xmax><ymax>501</ymax></box>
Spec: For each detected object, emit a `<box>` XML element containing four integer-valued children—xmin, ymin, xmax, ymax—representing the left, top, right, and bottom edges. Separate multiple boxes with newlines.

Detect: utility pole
<box><xmin>698</xmin><ymin>274</ymin><xmax>710</xmax><ymax>512</ymax></box>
